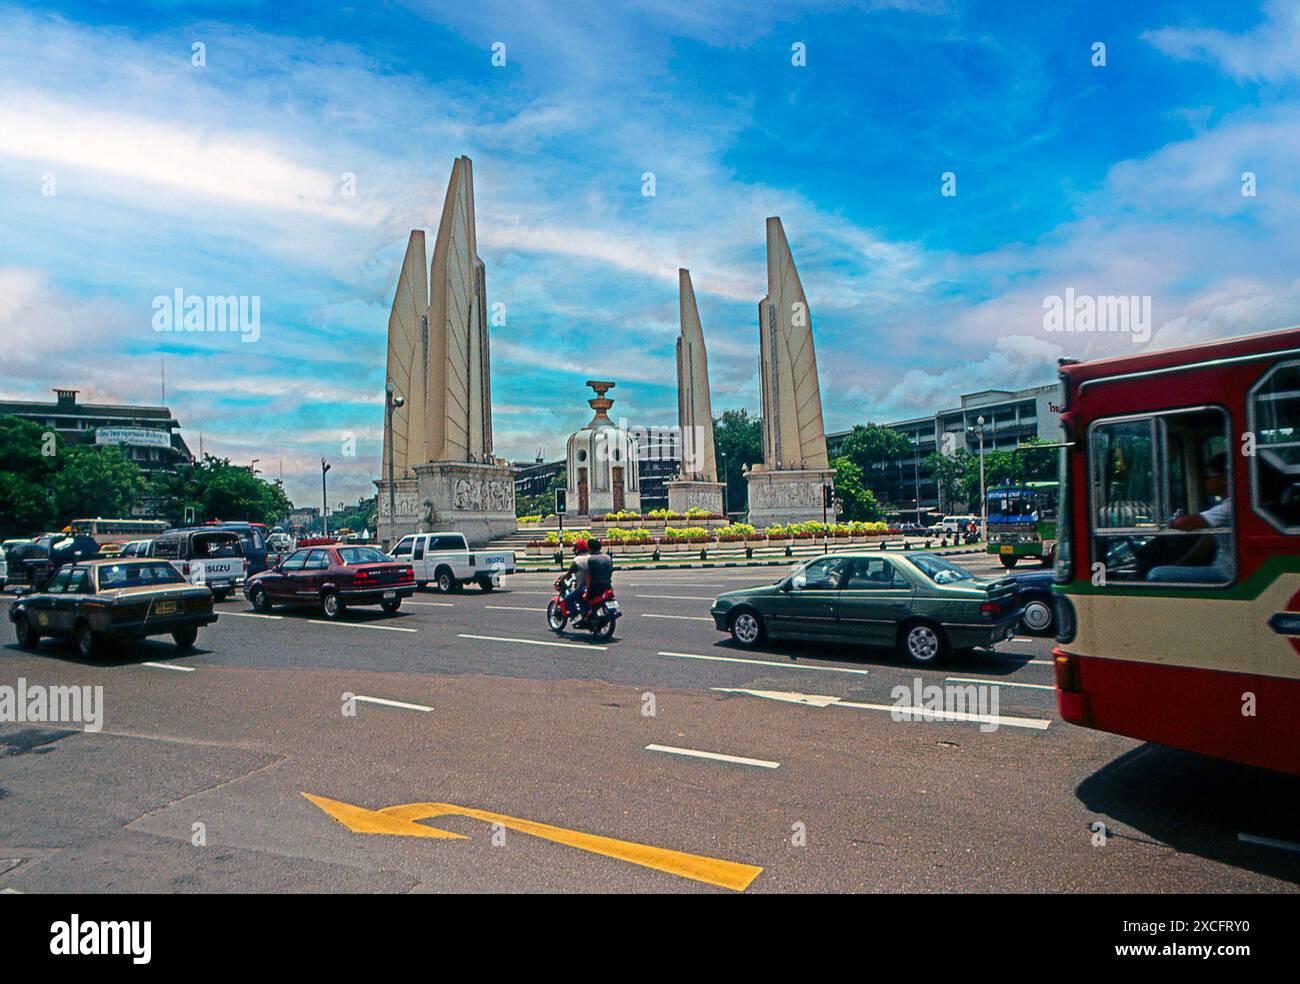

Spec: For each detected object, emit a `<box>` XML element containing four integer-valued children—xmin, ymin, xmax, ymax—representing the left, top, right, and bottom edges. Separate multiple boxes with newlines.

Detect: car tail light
<box><xmin>355</xmin><ymin>569</ymin><xmax>370</xmax><ymax>580</ymax></box>
<box><xmin>980</xmin><ymin>601</ymin><xmax>1002</xmax><ymax>617</ymax></box>
<box><xmin>399</xmin><ymin>567</ymin><xmax>414</xmax><ymax>582</ymax></box>
<box><xmin>1054</xmin><ymin>652</ymin><xmax>1079</xmax><ymax>693</ymax></box>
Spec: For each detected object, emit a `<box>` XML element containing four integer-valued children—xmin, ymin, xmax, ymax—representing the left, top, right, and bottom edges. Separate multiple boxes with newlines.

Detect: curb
<box><xmin>514</xmin><ymin>546</ymin><xmax>990</xmax><ymax>573</ymax></box>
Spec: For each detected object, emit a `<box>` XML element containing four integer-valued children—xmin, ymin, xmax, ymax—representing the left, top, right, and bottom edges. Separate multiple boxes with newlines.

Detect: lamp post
<box><xmin>720</xmin><ymin>451</ymin><xmax>729</xmax><ymax>517</ymax></box>
<box><xmin>385</xmin><ymin>387</ymin><xmax>405</xmax><ymax>549</ymax></box>
<box><xmin>321</xmin><ymin>458</ymin><xmax>331</xmax><ymax>538</ymax></box>
<box><xmin>968</xmin><ymin>416</ymin><xmax>987</xmax><ymax>543</ymax></box>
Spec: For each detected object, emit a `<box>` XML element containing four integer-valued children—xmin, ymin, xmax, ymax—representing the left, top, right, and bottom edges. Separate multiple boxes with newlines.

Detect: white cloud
<box><xmin>1144</xmin><ymin>0</ymin><xmax>1300</xmax><ymax>82</ymax></box>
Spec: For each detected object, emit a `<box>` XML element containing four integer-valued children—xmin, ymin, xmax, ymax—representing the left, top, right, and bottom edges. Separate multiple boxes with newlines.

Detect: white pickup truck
<box><xmin>389</xmin><ymin>532</ymin><xmax>516</xmax><ymax>593</ymax></box>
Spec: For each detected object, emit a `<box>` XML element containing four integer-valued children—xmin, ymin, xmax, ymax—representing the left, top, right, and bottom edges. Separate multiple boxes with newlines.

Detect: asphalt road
<box><xmin>2</xmin><ymin>553</ymin><xmax>1298</xmax><ymax>893</ymax></box>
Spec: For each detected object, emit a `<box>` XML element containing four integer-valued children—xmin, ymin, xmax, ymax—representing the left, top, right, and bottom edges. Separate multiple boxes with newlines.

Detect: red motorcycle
<box><xmin>547</xmin><ymin>575</ymin><xmax>621</xmax><ymax>640</ymax></box>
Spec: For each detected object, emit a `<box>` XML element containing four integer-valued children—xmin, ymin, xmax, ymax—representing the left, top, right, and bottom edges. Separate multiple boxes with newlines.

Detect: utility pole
<box><xmin>975</xmin><ymin>416</ymin><xmax>987</xmax><ymax>542</ymax></box>
<box><xmin>385</xmin><ymin>387</ymin><xmax>405</xmax><ymax>549</ymax></box>
<box><xmin>321</xmin><ymin>458</ymin><xmax>331</xmax><ymax>538</ymax></box>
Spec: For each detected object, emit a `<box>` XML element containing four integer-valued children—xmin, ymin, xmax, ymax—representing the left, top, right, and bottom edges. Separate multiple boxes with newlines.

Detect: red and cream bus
<box><xmin>1052</xmin><ymin>326</ymin><xmax>1300</xmax><ymax>775</ymax></box>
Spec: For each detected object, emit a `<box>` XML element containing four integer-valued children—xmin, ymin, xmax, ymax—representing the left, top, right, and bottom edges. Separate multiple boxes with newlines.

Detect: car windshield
<box><xmin>97</xmin><ymin>562</ymin><xmax>186</xmax><ymax>588</ymax></box>
<box><xmin>909</xmin><ymin>553</ymin><xmax>976</xmax><ymax>585</ymax></box>
<box><xmin>194</xmin><ymin>533</ymin><xmax>242</xmax><ymax>557</ymax></box>
<box><xmin>338</xmin><ymin>547</ymin><xmax>390</xmax><ymax>565</ymax></box>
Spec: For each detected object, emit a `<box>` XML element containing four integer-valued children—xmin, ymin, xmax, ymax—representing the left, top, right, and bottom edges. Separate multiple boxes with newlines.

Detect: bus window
<box><xmin>1089</xmin><ymin>407</ymin><xmax>1232</xmax><ymax>585</ymax></box>
<box><xmin>1249</xmin><ymin>360</ymin><xmax>1300</xmax><ymax>530</ymax></box>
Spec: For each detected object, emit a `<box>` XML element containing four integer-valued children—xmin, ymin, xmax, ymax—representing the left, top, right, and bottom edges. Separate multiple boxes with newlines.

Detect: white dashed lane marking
<box><xmin>645</xmin><ymin>744</ymin><xmax>780</xmax><ymax>770</ymax></box>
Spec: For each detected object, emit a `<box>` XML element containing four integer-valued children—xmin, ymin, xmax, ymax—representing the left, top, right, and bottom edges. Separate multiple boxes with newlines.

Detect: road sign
<box><xmin>302</xmin><ymin>792</ymin><xmax>762</xmax><ymax>891</ymax></box>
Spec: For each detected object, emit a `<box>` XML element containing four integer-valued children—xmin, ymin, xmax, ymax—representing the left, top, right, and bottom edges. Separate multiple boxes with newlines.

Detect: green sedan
<box><xmin>709</xmin><ymin>552</ymin><xmax>1021</xmax><ymax>665</ymax></box>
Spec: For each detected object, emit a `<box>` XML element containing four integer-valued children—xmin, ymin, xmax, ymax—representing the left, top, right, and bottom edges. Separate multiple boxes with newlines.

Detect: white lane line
<box><xmin>458</xmin><ymin>633</ymin><xmax>607</xmax><ymax>651</ymax></box>
<box><xmin>485</xmin><ymin>605</ymin><xmax>546</xmax><ymax>612</ymax></box>
<box><xmin>353</xmin><ymin>694</ymin><xmax>433</xmax><ymax>712</ymax></box>
<box><xmin>637</xmin><ymin>594</ymin><xmax>713</xmax><ymax>601</ymax></box>
<box><xmin>640</xmin><ymin>613</ymin><xmax>713</xmax><ymax>622</ymax></box>
<box><xmin>224</xmin><ymin>611</ymin><xmax>283</xmax><ymax>620</ymax></box>
<box><xmin>946</xmin><ymin>676</ymin><xmax>1056</xmax><ymax>692</ymax></box>
<box><xmin>659</xmin><ymin>650</ymin><xmax>869</xmax><ymax>676</ymax></box>
<box><xmin>406</xmin><ymin>601</ymin><xmax>455</xmax><ymax>607</ymax></box>
<box><xmin>141</xmin><ymin>662</ymin><xmax>195</xmax><ymax>672</ymax></box>
<box><xmin>1238</xmin><ymin>833</ymin><xmax>1300</xmax><ymax>853</ymax></box>
<box><xmin>306</xmin><ymin>620</ymin><xmax>418</xmax><ymax>633</ymax></box>
<box><xmin>713</xmin><ymin>688</ymin><xmax>1051</xmax><ymax>731</ymax></box>
<box><xmin>990</xmin><ymin>655</ymin><xmax>1053</xmax><ymax>666</ymax></box>
<box><xmin>645</xmin><ymin>743</ymin><xmax>780</xmax><ymax>770</ymax></box>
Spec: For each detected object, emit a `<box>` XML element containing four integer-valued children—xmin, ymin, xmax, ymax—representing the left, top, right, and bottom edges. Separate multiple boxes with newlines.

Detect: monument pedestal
<box><xmin>745</xmin><ymin>467</ymin><xmax>836</xmax><ymax>528</ymax></box>
<box><xmin>413</xmin><ymin>460</ymin><xmax>517</xmax><ymax>547</ymax></box>
<box><xmin>666</xmin><ymin>480</ymin><xmax>725</xmax><ymax>516</ymax></box>
<box><xmin>374</xmin><ymin>477</ymin><xmax>420</xmax><ymax>549</ymax></box>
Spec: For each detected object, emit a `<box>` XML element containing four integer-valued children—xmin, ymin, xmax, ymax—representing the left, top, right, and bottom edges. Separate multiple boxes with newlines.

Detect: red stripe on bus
<box><xmin>1056</xmin><ymin>651</ymin><xmax>1300</xmax><ymax>775</ymax></box>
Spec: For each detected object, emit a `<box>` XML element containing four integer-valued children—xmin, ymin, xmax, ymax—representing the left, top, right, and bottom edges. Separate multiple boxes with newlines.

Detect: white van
<box><xmin>149</xmin><ymin>528</ymin><xmax>247</xmax><ymax>601</ymax></box>
<box><xmin>940</xmin><ymin>515</ymin><xmax>977</xmax><ymax>533</ymax></box>
<box><xmin>390</xmin><ymin>532</ymin><xmax>516</xmax><ymax>592</ymax></box>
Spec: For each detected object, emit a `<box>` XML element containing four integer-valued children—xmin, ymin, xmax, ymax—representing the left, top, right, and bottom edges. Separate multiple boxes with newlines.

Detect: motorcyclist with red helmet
<box><xmin>555</xmin><ymin>538</ymin><xmax>591</xmax><ymax>622</ymax></box>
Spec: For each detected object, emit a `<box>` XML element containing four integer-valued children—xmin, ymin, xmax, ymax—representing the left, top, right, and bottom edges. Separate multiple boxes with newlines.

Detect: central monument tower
<box><xmin>376</xmin><ymin>156</ymin><xmax>516</xmax><ymax>546</ymax></box>
<box><xmin>666</xmin><ymin>269</ymin><xmax>725</xmax><ymax>516</ymax></box>
<box><xmin>745</xmin><ymin>216</ymin><xmax>835</xmax><ymax>526</ymax></box>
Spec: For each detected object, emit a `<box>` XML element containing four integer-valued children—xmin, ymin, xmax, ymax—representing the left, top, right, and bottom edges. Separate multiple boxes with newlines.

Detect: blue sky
<box><xmin>2</xmin><ymin>0</ymin><xmax>1299</xmax><ymax>507</ymax></box>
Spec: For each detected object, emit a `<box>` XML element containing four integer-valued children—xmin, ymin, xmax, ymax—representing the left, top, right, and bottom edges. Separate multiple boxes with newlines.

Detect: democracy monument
<box><xmin>376</xmin><ymin>155</ymin><xmax>516</xmax><ymax>547</ymax></box>
<box><xmin>744</xmin><ymin>216</ymin><xmax>835</xmax><ymax>526</ymax></box>
<box><xmin>374</xmin><ymin>155</ymin><xmax>833</xmax><ymax>539</ymax></box>
<box><xmin>665</xmin><ymin>269</ymin><xmax>725</xmax><ymax>515</ymax></box>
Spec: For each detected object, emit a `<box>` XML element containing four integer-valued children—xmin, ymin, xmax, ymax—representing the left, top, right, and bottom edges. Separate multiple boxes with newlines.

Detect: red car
<box><xmin>243</xmin><ymin>544</ymin><xmax>414</xmax><ymax>618</ymax></box>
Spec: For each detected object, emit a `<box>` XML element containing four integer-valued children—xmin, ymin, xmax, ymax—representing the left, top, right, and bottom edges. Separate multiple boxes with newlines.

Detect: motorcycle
<box><xmin>547</xmin><ymin>574</ymin><xmax>621</xmax><ymax>640</ymax></box>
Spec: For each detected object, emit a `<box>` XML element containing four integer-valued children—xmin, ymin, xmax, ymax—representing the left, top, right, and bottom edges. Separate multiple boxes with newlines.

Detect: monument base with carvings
<box><xmin>413</xmin><ymin>461</ymin><xmax>517</xmax><ymax>547</ymax></box>
<box><xmin>745</xmin><ymin>466</ymin><xmax>836</xmax><ymax>528</ymax></box>
<box><xmin>374</xmin><ymin>477</ymin><xmax>420</xmax><ymax>548</ymax></box>
<box><xmin>666</xmin><ymin>480</ymin><xmax>725</xmax><ymax>517</ymax></box>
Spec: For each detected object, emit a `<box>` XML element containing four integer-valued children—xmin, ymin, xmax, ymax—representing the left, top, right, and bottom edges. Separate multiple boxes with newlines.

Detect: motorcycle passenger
<box><xmin>577</xmin><ymin>537</ymin><xmax>614</xmax><ymax>628</ymax></box>
<box><xmin>560</xmin><ymin>538</ymin><xmax>591</xmax><ymax>621</ymax></box>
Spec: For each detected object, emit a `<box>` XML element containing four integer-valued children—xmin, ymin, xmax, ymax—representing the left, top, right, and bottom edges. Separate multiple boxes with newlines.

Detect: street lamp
<box><xmin>385</xmin><ymin>386</ymin><xmax>405</xmax><ymax>549</ymax></box>
<box><xmin>321</xmin><ymin>458</ymin><xmax>332</xmax><ymax>538</ymax></box>
<box><xmin>968</xmin><ymin>415</ymin><xmax>987</xmax><ymax>543</ymax></box>
<box><xmin>250</xmin><ymin>457</ymin><xmax>261</xmax><ymax>475</ymax></box>
<box><xmin>720</xmin><ymin>451</ymin><xmax>729</xmax><ymax>517</ymax></box>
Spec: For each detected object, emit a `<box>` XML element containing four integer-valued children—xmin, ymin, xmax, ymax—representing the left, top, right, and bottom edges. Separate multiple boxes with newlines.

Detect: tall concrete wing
<box><xmin>382</xmin><ymin>230</ymin><xmax>429</xmax><ymax>477</ymax></box>
<box><xmin>427</xmin><ymin>155</ymin><xmax>494</xmax><ymax>463</ymax></box>
<box><xmin>758</xmin><ymin>216</ymin><xmax>828</xmax><ymax>470</ymax></box>
<box><xmin>676</xmin><ymin>269</ymin><xmax>718</xmax><ymax>482</ymax></box>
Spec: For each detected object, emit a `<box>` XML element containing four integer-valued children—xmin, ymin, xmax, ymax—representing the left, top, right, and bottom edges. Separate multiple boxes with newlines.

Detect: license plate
<box><xmin>155</xmin><ymin>600</ymin><xmax>177</xmax><ymax>615</ymax></box>
<box><xmin>1000</xmin><ymin>545</ymin><xmax>1014</xmax><ymax>554</ymax></box>
<box><xmin>383</xmin><ymin>591</ymin><xmax>396</xmax><ymax>600</ymax></box>
<box><xmin>605</xmin><ymin>600</ymin><xmax>620</xmax><ymax>611</ymax></box>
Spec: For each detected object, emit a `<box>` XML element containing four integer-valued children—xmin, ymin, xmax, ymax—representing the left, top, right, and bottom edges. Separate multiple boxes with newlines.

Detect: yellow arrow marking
<box><xmin>303</xmin><ymin>793</ymin><xmax>762</xmax><ymax>892</ymax></box>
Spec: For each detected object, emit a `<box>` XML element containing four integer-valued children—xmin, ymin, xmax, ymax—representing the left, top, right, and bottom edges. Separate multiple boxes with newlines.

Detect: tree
<box><xmin>151</xmin><ymin>455</ymin><xmax>293</xmax><ymax>526</ymax></box>
<box><xmin>712</xmin><ymin>409</ymin><xmax>762</xmax><ymax>514</ymax></box>
<box><xmin>927</xmin><ymin>449</ymin><xmax>971</xmax><ymax>512</ymax></box>
<box><xmin>0</xmin><ymin>414</ymin><xmax>56</xmax><ymax>535</ymax></box>
<box><xmin>50</xmin><ymin>445</ymin><xmax>148</xmax><ymax>523</ymax></box>
<box><xmin>830</xmin><ymin>456</ymin><xmax>881</xmax><ymax>522</ymax></box>
<box><xmin>517</xmin><ymin>470</ymin><xmax>566</xmax><ymax>518</ymax></box>
<box><xmin>838</xmin><ymin>423</ymin><xmax>912</xmax><ymax>474</ymax></box>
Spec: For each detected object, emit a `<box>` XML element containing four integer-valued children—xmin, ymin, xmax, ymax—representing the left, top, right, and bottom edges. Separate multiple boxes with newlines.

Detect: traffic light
<box><xmin>823</xmin><ymin>485</ymin><xmax>834</xmax><ymax>509</ymax></box>
<box><xmin>183</xmin><ymin>506</ymin><xmax>196</xmax><ymax>526</ymax></box>
<box><xmin>555</xmin><ymin>488</ymin><xmax>568</xmax><ymax>515</ymax></box>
